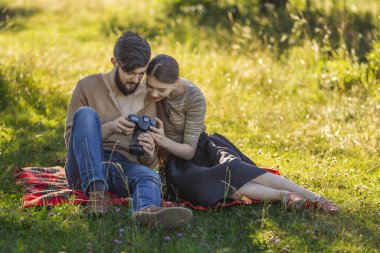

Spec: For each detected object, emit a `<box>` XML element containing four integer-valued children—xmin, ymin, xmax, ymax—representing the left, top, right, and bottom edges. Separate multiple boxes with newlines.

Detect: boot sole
<box><xmin>133</xmin><ymin>207</ymin><xmax>193</xmax><ymax>229</ymax></box>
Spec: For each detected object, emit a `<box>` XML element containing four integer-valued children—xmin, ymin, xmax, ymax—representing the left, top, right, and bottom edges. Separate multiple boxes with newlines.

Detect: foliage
<box><xmin>164</xmin><ymin>0</ymin><xmax>378</xmax><ymax>61</ymax></box>
<box><xmin>0</xmin><ymin>0</ymin><xmax>379</xmax><ymax>252</ymax></box>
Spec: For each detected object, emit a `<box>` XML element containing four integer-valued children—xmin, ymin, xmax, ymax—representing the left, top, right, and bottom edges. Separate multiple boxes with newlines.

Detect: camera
<box><xmin>127</xmin><ymin>114</ymin><xmax>156</xmax><ymax>156</ymax></box>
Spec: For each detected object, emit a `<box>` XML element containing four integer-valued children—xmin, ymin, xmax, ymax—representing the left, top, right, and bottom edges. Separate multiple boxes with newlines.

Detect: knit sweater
<box><xmin>158</xmin><ymin>79</ymin><xmax>206</xmax><ymax>148</ymax></box>
<box><xmin>64</xmin><ymin>67</ymin><xmax>157</xmax><ymax>167</ymax></box>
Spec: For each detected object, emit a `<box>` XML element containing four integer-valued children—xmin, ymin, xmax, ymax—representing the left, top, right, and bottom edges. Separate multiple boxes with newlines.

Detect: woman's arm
<box><xmin>150</xmin><ymin>118</ymin><xmax>196</xmax><ymax>160</ymax></box>
<box><xmin>150</xmin><ymin>83</ymin><xmax>206</xmax><ymax>160</ymax></box>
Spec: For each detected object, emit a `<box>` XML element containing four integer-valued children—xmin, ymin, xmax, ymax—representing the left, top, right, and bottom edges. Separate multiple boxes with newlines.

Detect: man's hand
<box><xmin>137</xmin><ymin>132</ymin><xmax>155</xmax><ymax>158</ymax></box>
<box><xmin>111</xmin><ymin>116</ymin><xmax>135</xmax><ymax>135</ymax></box>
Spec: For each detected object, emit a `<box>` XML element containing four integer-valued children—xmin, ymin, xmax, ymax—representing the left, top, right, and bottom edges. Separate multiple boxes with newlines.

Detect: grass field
<box><xmin>0</xmin><ymin>0</ymin><xmax>379</xmax><ymax>252</ymax></box>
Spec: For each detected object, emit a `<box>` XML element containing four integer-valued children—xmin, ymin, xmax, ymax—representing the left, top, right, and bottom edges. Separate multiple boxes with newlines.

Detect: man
<box><xmin>64</xmin><ymin>31</ymin><xmax>192</xmax><ymax>229</ymax></box>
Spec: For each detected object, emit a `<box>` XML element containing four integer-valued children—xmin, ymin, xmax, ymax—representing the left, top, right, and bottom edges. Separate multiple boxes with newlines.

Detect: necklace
<box><xmin>107</xmin><ymin>73</ymin><xmax>135</xmax><ymax>116</ymax></box>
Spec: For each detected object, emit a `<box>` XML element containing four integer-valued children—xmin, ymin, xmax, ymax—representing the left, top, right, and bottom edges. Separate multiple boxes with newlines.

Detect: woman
<box><xmin>145</xmin><ymin>54</ymin><xmax>339</xmax><ymax>213</ymax></box>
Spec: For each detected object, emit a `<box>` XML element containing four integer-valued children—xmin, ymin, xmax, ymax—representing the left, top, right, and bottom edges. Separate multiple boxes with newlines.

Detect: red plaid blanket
<box><xmin>15</xmin><ymin>166</ymin><xmax>280</xmax><ymax>210</ymax></box>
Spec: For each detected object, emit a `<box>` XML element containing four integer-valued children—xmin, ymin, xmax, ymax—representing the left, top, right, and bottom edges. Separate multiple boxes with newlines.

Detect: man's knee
<box><xmin>74</xmin><ymin>107</ymin><xmax>100</xmax><ymax>126</ymax></box>
<box><xmin>139</xmin><ymin>167</ymin><xmax>161</xmax><ymax>185</ymax></box>
<box><xmin>75</xmin><ymin>106</ymin><xmax>98</xmax><ymax>118</ymax></box>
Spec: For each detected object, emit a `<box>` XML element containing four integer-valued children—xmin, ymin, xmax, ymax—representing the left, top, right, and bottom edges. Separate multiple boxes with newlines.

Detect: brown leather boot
<box><xmin>132</xmin><ymin>206</ymin><xmax>193</xmax><ymax>229</ymax></box>
<box><xmin>83</xmin><ymin>190</ymin><xmax>110</xmax><ymax>216</ymax></box>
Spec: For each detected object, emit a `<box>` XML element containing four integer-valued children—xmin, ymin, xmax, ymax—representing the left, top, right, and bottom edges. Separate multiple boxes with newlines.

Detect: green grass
<box><xmin>0</xmin><ymin>0</ymin><xmax>379</xmax><ymax>252</ymax></box>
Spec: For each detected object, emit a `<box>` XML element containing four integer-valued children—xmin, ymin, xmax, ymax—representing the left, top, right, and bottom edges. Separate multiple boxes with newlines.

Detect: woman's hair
<box><xmin>147</xmin><ymin>54</ymin><xmax>179</xmax><ymax>83</ymax></box>
<box><xmin>147</xmin><ymin>54</ymin><xmax>180</xmax><ymax>184</ymax></box>
<box><xmin>113</xmin><ymin>31</ymin><xmax>151</xmax><ymax>72</ymax></box>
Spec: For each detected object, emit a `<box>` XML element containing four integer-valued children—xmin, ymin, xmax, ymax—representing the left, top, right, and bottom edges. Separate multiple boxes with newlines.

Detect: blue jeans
<box><xmin>64</xmin><ymin>107</ymin><xmax>161</xmax><ymax>213</ymax></box>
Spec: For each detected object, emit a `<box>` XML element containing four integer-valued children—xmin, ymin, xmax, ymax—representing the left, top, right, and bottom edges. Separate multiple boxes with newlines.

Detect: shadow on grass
<box><xmin>0</xmin><ymin>203</ymin><xmax>178</xmax><ymax>253</ymax></box>
<box><xmin>0</xmin><ymin>209</ymin><xmax>88</xmax><ymax>252</ymax></box>
<box><xmin>186</xmin><ymin>201</ymin><xmax>379</xmax><ymax>251</ymax></box>
<box><xmin>244</xmin><ymin>203</ymin><xmax>379</xmax><ymax>251</ymax></box>
<box><xmin>0</xmin><ymin>3</ymin><xmax>41</xmax><ymax>31</ymax></box>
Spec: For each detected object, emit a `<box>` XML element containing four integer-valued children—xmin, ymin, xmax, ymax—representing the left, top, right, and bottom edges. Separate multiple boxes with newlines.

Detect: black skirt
<box><xmin>164</xmin><ymin>132</ymin><xmax>268</xmax><ymax>206</ymax></box>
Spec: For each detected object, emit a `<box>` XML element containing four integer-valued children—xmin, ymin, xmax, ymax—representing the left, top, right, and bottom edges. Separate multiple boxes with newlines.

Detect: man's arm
<box><xmin>101</xmin><ymin>116</ymin><xmax>136</xmax><ymax>140</ymax></box>
<box><xmin>64</xmin><ymin>84</ymin><xmax>86</xmax><ymax>148</ymax></box>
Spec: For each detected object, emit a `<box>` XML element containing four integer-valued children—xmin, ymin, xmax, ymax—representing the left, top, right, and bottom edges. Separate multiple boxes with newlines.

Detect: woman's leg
<box><xmin>237</xmin><ymin>173</ymin><xmax>339</xmax><ymax>213</ymax></box>
<box><xmin>250</xmin><ymin>172</ymin><xmax>317</xmax><ymax>199</ymax></box>
<box><xmin>234</xmin><ymin>182</ymin><xmax>288</xmax><ymax>201</ymax></box>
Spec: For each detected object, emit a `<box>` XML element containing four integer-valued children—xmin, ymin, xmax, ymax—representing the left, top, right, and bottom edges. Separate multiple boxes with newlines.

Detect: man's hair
<box><xmin>113</xmin><ymin>31</ymin><xmax>151</xmax><ymax>72</ymax></box>
<box><xmin>147</xmin><ymin>54</ymin><xmax>179</xmax><ymax>83</ymax></box>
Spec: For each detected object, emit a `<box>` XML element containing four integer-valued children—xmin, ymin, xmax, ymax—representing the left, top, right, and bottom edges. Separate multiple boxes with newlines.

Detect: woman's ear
<box><xmin>111</xmin><ymin>57</ymin><xmax>117</xmax><ymax>66</ymax></box>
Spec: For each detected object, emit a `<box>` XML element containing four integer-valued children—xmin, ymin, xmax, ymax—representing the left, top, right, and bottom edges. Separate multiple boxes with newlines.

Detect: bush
<box><xmin>367</xmin><ymin>42</ymin><xmax>380</xmax><ymax>81</ymax></box>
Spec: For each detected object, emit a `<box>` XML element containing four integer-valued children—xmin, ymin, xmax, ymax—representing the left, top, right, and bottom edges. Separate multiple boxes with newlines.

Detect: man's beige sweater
<box><xmin>64</xmin><ymin>67</ymin><xmax>157</xmax><ymax>167</ymax></box>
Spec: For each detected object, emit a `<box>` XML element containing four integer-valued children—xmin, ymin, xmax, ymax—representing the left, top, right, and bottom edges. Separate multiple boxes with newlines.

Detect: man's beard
<box><xmin>114</xmin><ymin>67</ymin><xmax>140</xmax><ymax>95</ymax></box>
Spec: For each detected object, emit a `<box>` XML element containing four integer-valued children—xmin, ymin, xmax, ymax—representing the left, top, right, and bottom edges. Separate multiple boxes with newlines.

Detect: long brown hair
<box><xmin>147</xmin><ymin>54</ymin><xmax>180</xmax><ymax>198</ymax></box>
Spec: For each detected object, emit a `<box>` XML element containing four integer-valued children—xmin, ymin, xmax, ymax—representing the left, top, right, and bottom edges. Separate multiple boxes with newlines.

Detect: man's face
<box><xmin>117</xmin><ymin>65</ymin><xmax>147</xmax><ymax>95</ymax></box>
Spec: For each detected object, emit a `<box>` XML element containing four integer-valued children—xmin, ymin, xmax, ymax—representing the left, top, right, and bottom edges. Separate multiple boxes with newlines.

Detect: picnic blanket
<box><xmin>15</xmin><ymin>166</ymin><xmax>280</xmax><ymax>210</ymax></box>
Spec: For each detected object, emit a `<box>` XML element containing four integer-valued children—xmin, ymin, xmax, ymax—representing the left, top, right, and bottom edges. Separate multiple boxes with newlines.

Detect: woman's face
<box><xmin>146</xmin><ymin>75</ymin><xmax>176</xmax><ymax>102</ymax></box>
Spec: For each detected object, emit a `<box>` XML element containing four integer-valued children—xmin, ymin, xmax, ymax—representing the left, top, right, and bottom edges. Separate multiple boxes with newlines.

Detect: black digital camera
<box><xmin>127</xmin><ymin>114</ymin><xmax>156</xmax><ymax>156</ymax></box>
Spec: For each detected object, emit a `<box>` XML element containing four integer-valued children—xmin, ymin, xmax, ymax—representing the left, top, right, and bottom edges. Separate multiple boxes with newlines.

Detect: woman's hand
<box><xmin>137</xmin><ymin>132</ymin><xmax>156</xmax><ymax>158</ymax></box>
<box><xmin>111</xmin><ymin>116</ymin><xmax>136</xmax><ymax>135</ymax></box>
<box><xmin>149</xmin><ymin>117</ymin><xmax>168</xmax><ymax>148</ymax></box>
<box><xmin>149</xmin><ymin>117</ymin><xmax>196</xmax><ymax>160</ymax></box>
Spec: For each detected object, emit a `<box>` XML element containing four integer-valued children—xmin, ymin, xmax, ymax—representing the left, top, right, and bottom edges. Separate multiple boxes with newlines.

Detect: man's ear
<box><xmin>111</xmin><ymin>57</ymin><xmax>117</xmax><ymax>66</ymax></box>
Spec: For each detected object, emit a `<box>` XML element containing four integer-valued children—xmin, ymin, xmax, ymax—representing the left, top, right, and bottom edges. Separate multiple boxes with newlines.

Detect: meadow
<box><xmin>0</xmin><ymin>0</ymin><xmax>379</xmax><ymax>252</ymax></box>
